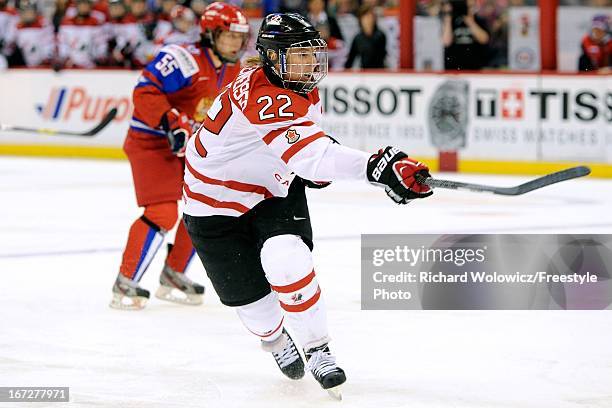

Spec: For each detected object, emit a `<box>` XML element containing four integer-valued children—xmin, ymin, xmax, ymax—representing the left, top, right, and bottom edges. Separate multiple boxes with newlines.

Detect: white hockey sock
<box><xmin>236</xmin><ymin>292</ymin><xmax>284</xmax><ymax>343</ymax></box>
<box><xmin>260</xmin><ymin>235</ymin><xmax>330</xmax><ymax>350</ymax></box>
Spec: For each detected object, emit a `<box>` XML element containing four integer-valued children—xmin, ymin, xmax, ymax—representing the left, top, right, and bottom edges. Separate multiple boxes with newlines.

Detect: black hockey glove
<box><xmin>367</xmin><ymin>146</ymin><xmax>433</xmax><ymax>204</ymax></box>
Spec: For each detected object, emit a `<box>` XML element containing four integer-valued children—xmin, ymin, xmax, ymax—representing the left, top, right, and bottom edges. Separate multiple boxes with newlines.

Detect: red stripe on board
<box><xmin>281</xmin><ymin>132</ymin><xmax>326</xmax><ymax>163</ymax></box>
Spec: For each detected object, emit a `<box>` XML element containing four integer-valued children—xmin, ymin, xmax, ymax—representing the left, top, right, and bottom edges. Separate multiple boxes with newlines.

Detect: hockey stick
<box><xmin>0</xmin><ymin>108</ymin><xmax>118</xmax><ymax>137</ymax></box>
<box><xmin>417</xmin><ymin>166</ymin><xmax>591</xmax><ymax>196</ymax></box>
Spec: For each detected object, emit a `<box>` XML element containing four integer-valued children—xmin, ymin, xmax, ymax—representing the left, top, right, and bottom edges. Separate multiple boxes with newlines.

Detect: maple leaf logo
<box><xmin>285</xmin><ymin>129</ymin><xmax>300</xmax><ymax>144</ymax></box>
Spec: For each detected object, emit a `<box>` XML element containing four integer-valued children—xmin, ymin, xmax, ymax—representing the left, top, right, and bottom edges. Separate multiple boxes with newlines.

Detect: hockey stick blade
<box><xmin>0</xmin><ymin>108</ymin><xmax>118</xmax><ymax>137</ymax></box>
<box><xmin>418</xmin><ymin>166</ymin><xmax>591</xmax><ymax>196</ymax></box>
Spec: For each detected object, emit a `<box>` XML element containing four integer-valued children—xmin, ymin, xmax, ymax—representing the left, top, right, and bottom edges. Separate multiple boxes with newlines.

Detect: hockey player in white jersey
<box><xmin>14</xmin><ymin>0</ymin><xmax>54</xmax><ymax>67</ymax></box>
<box><xmin>57</xmin><ymin>0</ymin><xmax>107</xmax><ymax>68</ymax></box>
<box><xmin>159</xmin><ymin>5</ymin><xmax>200</xmax><ymax>46</ymax></box>
<box><xmin>0</xmin><ymin>0</ymin><xmax>18</xmax><ymax>66</ymax></box>
<box><xmin>182</xmin><ymin>13</ymin><xmax>433</xmax><ymax>398</ymax></box>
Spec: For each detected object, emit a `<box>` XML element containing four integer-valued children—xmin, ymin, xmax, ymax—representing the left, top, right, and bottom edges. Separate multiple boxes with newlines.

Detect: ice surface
<box><xmin>1</xmin><ymin>157</ymin><xmax>611</xmax><ymax>408</ymax></box>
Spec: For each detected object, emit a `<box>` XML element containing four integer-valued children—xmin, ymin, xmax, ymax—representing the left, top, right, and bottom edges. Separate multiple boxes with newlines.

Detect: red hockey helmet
<box><xmin>200</xmin><ymin>2</ymin><xmax>249</xmax><ymax>63</ymax></box>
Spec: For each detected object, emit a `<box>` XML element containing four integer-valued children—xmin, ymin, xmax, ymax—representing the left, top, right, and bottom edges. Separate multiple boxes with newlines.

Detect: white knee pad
<box><xmin>235</xmin><ymin>292</ymin><xmax>284</xmax><ymax>342</ymax></box>
<box><xmin>260</xmin><ymin>235</ymin><xmax>330</xmax><ymax>350</ymax></box>
<box><xmin>260</xmin><ymin>235</ymin><xmax>320</xmax><ymax>312</ymax></box>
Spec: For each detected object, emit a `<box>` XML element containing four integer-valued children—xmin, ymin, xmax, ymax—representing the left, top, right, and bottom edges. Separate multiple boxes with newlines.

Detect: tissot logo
<box><xmin>501</xmin><ymin>90</ymin><xmax>524</xmax><ymax>119</ymax></box>
<box><xmin>475</xmin><ymin>89</ymin><xmax>524</xmax><ymax>119</ymax></box>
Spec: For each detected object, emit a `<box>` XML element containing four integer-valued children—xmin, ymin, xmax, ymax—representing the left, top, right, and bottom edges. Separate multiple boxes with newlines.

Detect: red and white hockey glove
<box><xmin>162</xmin><ymin>109</ymin><xmax>197</xmax><ymax>157</ymax></box>
<box><xmin>367</xmin><ymin>146</ymin><xmax>433</xmax><ymax>204</ymax></box>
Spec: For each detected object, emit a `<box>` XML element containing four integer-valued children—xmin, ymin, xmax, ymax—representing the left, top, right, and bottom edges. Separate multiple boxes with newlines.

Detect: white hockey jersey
<box><xmin>58</xmin><ymin>15</ymin><xmax>107</xmax><ymax>68</ymax></box>
<box><xmin>160</xmin><ymin>27</ymin><xmax>200</xmax><ymax>46</ymax></box>
<box><xmin>15</xmin><ymin>17</ymin><xmax>54</xmax><ymax>67</ymax></box>
<box><xmin>107</xmin><ymin>14</ymin><xmax>158</xmax><ymax>67</ymax></box>
<box><xmin>183</xmin><ymin>65</ymin><xmax>370</xmax><ymax>217</ymax></box>
<box><xmin>0</xmin><ymin>7</ymin><xmax>18</xmax><ymax>55</ymax></box>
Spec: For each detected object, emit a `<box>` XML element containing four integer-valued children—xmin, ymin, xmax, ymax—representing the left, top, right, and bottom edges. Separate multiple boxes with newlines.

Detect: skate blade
<box><xmin>109</xmin><ymin>293</ymin><xmax>148</xmax><ymax>310</ymax></box>
<box><xmin>155</xmin><ymin>285</ymin><xmax>203</xmax><ymax>306</ymax></box>
<box><xmin>326</xmin><ymin>385</ymin><xmax>342</xmax><ymax>401</ymax></box>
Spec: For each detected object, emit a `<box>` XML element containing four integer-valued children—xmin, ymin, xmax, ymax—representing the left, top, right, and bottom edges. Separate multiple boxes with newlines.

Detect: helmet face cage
<box><xmin>274</xmin><ymin>38</ymin><xmax>328</xmax><ymax>94</ymax></box>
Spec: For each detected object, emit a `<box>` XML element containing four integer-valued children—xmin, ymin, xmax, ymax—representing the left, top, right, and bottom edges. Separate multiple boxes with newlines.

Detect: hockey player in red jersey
<box><xmin>182</xmin><ymin>13</ymin><xmax>432</xmax><ymax>398</ymax></box>
<box><xmin>110</xmin><ymin>2</ymin><xmax>250</xmax><ymax>310</ymax></box>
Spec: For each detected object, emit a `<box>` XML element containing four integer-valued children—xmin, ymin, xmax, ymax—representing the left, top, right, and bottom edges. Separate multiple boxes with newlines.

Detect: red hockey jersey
<box><xmin>130</xmin><ymin>43</ymin><xmax>241</xmax><ymax>137</ymax></box>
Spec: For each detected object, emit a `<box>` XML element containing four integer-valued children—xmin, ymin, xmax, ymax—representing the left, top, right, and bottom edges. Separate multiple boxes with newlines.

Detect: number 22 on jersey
<box><xmin>195</xmin><ymin>91</ymin><xmax>294</xmax><ymax>158</ymax></box>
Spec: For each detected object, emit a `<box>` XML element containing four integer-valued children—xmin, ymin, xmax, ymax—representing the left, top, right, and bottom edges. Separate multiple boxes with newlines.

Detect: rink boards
<box><xmin>0</xmin><ymin>69</ymin><xmax>610</xmax><ymax>177</ymax></box>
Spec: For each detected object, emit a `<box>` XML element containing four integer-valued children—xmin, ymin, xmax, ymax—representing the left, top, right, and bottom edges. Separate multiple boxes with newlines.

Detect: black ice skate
<box><xmin>305</xmin><ymin>344</ymin><xmax>346</xmax><ymax>400</ymax></box>
<box><xmin>110</xmin><ymin>274</ymin><xmax>150</xmax><ymax>310</ymax></box>
<box><xmin>155</xmin><ymin>262</ymin><xmax>205</xmax><ymax>305</ymax></box>
<box><xmin>261</xmin><ymin>328</ymin><xmax>305</xmax><ymax>380</ymax></box>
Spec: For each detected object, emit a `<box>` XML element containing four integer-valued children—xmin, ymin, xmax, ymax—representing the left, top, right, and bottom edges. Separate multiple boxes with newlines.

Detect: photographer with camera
<box><xmin>441</xmin><ymin>0</ymin><xmax>490</xmax><ymax>70</ymax></box>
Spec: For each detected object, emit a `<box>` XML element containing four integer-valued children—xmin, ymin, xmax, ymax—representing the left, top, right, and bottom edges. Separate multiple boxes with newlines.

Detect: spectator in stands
<box><xmin>335</xmin><ymin>0</ymin><xmax>357</xmax><ymax>15</ymax></box>
<box><xmin>153</xmin><ymin>0</ymin><xmax>176</xmax><ymax>41</ymax></box>
<box><xmin>190</xmin><ymin>0</ymin><xmax>207</xmax><ymax>18</ymax></box>
<box><xmin>442</xmin><ymin>0</ymin><xmax>489</xmax><ymax>70</ymax></box>
<box><xmin>307</xmin><ymin>0</ymin><xmax>344</xmax><ymax>68</ymax></box>
<box><xmin>588</xmin><ymin>0</ymin><xmax>610</xmax><ymax>7</ymax></box>
<box><xmin>417</xmin><ymin>0</ymin><xmax>442</xmax><ymax>17</ymax></box>
<box><xmin>0</xmin><ymin>0</ymin><xmax>19</xmax><ymax>66</ymax></box>
<box><xmin>63</xmin><ymin>0</ymin><xmax>108</xmax><ymax>24</ymax></box>
<box><xmin>344</xmin><ymin>4</ymin><xmax>386</xmax><ymax>68</ymax></box>
<box><xmin>119</xmin><ymin>0</ymin><xmax>157</xmax><ymax>67</ymax></box>
<box><xmin>105</xmin><ymin>0</ymin><xmax>133</xmax><ymax>67</ymax></box>
<box><xmin>58</xmin><ymin>0</ymin><xmax>107</xmax><ymax>68</ymax></box>
<box><xmin>160</xmin><ymin>5</ymin><xmax>199</xmax><ymax>45</ymax></box>
<box><xmin>14</xmin><ymin>0</ymin><xmax>54</xmax><ymax>67</ymax></box>
<box><xmin>578</xmin><ymin>14</ymin><xmax>611</xmax><ymax>72</ymax></box>
<box><xmin>478</xmin><ymin>0</ymin><xmax>507</xmax><ymax>67</ymax></box>
<box><xmin>280</xmin><ymin>0</ymin><xmax>307</xmax><ymax>16</ymax></box>
<box><xmin>308</xmin><ymin>0</ymin><xmax>343</xmax><ymax>40</ymax></box>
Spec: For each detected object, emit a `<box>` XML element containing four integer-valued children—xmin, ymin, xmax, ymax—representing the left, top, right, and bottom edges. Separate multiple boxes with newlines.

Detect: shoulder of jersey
<box><xmin>1</xmin><ymin>7</ymin><xmax>18</xmax><ymax>16</ymax></box>
<box><xmin>236</xmin><ymin>67</ymin><xmax>318</xmax><ymax>125</ymax></box>
<box><xmin>17</xmin><ymin>17</ymin><xmax>46</xmax><ymax>29</ymax></box>
<box><xmin>158</xmin><ymin>43</ymin><xmax>202</xmax><ymax>77</ymax></box>
<box><xmin>120</xmin><ymin>14</ymin><xmax>138</xmax><ymax>24</ymax></box>
<box><xmin>61</xmin><ymin>16</ymin><xmax>101</xmax><ymax>26</ymax></box>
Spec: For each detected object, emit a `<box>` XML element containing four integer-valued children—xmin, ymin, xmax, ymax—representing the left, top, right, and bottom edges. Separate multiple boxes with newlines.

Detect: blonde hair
<box><xmin>244</xmin><ymin>56</ymin><xmax>263</xmax><ymax>67</ymax></box>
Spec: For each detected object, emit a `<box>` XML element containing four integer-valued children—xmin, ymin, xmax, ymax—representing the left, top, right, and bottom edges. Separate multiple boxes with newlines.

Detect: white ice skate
<box><xmin>155</xmin><ymin>264</ymin><xmax>205</xmax><ymax>305</ymax></box>
<box><xmin>305</xmin><ymin>344</ymin><xmax>346</xmax><ymax>400</ymax></box>
<box><xmin>110</xmin><ymin>274</ymin><xmax>150</xmax><ymax>310</ymax></box>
